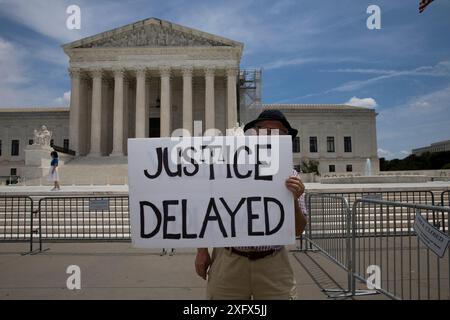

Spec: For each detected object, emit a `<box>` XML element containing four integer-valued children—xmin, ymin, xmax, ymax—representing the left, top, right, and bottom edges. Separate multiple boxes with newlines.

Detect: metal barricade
<box><xmin>317</xmin><ymin>190</ymin><xmax>445</xmax><ymax>236</ymax></box>
<box><xmin>325</xmin><ymin>190</ymin><xmax>436</xmax><ymax>206</ymax></box>
<box><xmin>439</xmin><ymin>190</ymin><xmax>450</xmax><ymax>233</ymax></box>
<box><xmin>301</xmin><ymin>190</ymin><xmax>435</xmax><ymax>252</ymax></box>
<box><xmin>442</xmin><ymin>190</ymin><xmax>450</xmax><ymax>207</ymax></box>
<box><xmin>36</xmin><ymin>196</ymin><xmax>130</xmax><ymax>250</ymax></box>
<box><xmin>352</xmin><ymin>199</ymin><xmax>450</xmax><ymax>300</ymax></box>
<box><xmin>304</xmin><ymin>193</ymin><xmax>376</xmax><ymax>297</ymax></box>
<box><xmin>0</xmin><ymin>196</ymin><xmax>34</xmax><ymax>252</ymax></box>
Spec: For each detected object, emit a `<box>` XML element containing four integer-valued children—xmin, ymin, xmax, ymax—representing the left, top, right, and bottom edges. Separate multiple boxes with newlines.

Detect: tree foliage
<box><xmin>380</xmin><ymin>151</ymin><xmax>450</xmax><ymax>171</ymax></box>
<box><xmin>301</xmin><ymin>160</ymin><xmax>320</xmax><ymax>175</ymax></box>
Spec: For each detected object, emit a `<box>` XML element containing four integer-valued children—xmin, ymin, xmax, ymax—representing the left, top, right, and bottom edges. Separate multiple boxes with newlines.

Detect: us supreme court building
<box><xmin>0</xmin><ymin>18</ymin><xmax>379</xmax><ymax>182</ymax></box>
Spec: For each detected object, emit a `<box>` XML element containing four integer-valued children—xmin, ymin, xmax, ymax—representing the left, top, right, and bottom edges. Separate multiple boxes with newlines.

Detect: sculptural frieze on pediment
<box><xmin>78</xmin><ymin>24</ymin><xmax>228</xmax><ymax>48</ymax></box>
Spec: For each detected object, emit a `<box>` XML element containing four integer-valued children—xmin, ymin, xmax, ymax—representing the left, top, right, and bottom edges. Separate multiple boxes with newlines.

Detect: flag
<box><xmin>419</xmin><ymin>0</ymin><xmax>434</xmax><ymax>13</ymax></box>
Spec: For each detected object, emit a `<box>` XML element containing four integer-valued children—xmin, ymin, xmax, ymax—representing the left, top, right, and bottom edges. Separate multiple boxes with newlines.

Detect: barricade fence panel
<box><xmin>305</xmin><ymin>194</ymin><xmax>351</xmax><ymax>270</ymax></box>
<box><xmin>304</xmin><ymin>192</ymin><xmax>449</xmax><ymax>300</ymax></box>
<box><xmin>312</xmin><ymin>191</ymin><xmax>444</xmax><ymax>236</ymax></box>
<box><xmin>442</xmin><ymin>190</ymin><xmax>450</xmax><ymax>207</ymax></box>
<box><xmin>0</xmin><ymin>196</ymin><xmax>33</xmax><ymax>243</ymax></box>
<box><xmin>352</xmin><ymin>199</ymin><xmax>449</xmax><ymax>300</ymax></box>
<box><xmin>37</xmin><ymin>196</ymin><xmax>130</xmax><ymax>241</ymax></box>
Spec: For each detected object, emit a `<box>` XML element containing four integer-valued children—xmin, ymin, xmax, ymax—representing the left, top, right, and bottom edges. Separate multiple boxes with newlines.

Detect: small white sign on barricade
<box><xmin>128</xmin><ymin>136</ymin><xmax>295</xmax><ymax>248</ymax></box>
<box><xmin>413</xmin><ymin>211</ymin><xmax>450</xmax><ymax>258</ymax></box>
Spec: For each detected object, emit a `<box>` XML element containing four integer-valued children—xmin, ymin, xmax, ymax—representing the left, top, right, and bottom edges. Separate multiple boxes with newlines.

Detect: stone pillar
<box><xmin>123</xmin><ymin>78</ymin><xmax>130</xmax><ymax>154</ymax></box>
<box><xmin>135</xmin><ymin>67</ymin><xmax>147</xmax><ymax>138</ymax></box>
<box><xmin>226</xmin><ymin>68</ymin><xmax>238</xmax><ymax>129</ymax></box>
<box><xmin>160</xmin><ymin>67</ymin><xmax>171</xmax><ymax>137</ymax></box>
<box><xmin>69</xmin><ymin>68</ymin><xmax>81</xmax><ymax>155</ymax></box>
<box><xmin>204</xmin><ymin>67</ymin><xmax>215</xmax><ymax>132</ymax></box>
<box><xmin>182</xmin><ymin>67</ymin><xmax>193</xmax><ymax>135</ymax></box>
<box><xmin>110</xmin><ymin>69</ymin><xmax>125</xmax><ymax>156</ymax></box>
<box><xmin>89</xmin><ymin>69</ymin><xmax>103</xmax><ymax>157</ymax></box>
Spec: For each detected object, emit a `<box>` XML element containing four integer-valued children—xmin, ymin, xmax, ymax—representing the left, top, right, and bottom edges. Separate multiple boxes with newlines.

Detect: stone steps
<box><xmin>20</xmin><ymin>156</ymin><xmax>129</xmax><ymax>186</ymax></box>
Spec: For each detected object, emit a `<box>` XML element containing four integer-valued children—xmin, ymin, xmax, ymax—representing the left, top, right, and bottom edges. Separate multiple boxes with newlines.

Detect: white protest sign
<box><xmin>413</xmin><ymin>211</ymin><xmax>450</xmax><ymax>258</ymax></box>
<box><xmin>128</xmin><ymin>135</ymin><xmax>295</xmax><ymax>248</ymax></box>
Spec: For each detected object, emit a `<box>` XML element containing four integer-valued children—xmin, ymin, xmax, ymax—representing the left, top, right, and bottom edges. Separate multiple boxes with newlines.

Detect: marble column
<box><xmin>69</xmin><ymin>68</ymin><xmax>81</xmax><ymax>155</ymax></box>
<box><xmin>135</xmin><ymin>68</ymin><xmax>147</xmax><ymax>138</ymax></box>
<box><xmin>123</xmin><ymin>78</ymin><xmax>130</xmax><ymax>154</ymax></box>
<box><xmin>160</xmin><ymin>67</ymin><xmax>171</xmax><ymax>137</ymax></box>
<box><xmin>110</xmin><ymin>69</ymin><xmax>125</xmax><ymax>156</ymax></box>
<box><xmin>226</xmin><ymin>68</ymin><xmax>238</xmax><ymax>129</ymax></box>
<box><xmin>182</xmin><ymin>67</ymin><xmax>193</xmax><ymax>135</ymax></box>
<box><xmin>204</xmin><ymin>67</ymin><xmax>215</xmax><ymax>132</ymax></box>
<box><xmin>89</xmin><ymin>69</ymin><xmax>103</xmax><ymax>157</ymax></box>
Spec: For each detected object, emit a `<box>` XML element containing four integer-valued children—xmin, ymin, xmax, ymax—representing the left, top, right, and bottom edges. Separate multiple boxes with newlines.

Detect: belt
<box><xmin>227</xmin><ymin>247</ymin><xmax>278</xmax><ymax>261</ymax></box>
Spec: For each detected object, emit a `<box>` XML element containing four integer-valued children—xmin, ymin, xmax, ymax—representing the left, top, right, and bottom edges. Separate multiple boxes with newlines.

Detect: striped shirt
<box><xmin>234</xmin><ymin>170</ymin><xmax>308</xmax><ymax>252</ymax></box>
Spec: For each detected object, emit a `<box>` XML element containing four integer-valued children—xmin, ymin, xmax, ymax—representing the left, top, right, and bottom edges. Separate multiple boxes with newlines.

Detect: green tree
<box><xmin>301</xmin><ymin>160</ymin><xmax>320</xmax><ymax>175</ymax></box>
<box><xmin>380</xmin><ymin>151</ymin><xmax>450</xmax><ymax>171</ymax></box>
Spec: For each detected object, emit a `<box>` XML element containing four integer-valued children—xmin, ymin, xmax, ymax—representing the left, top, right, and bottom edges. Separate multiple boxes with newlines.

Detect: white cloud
<box><xmin>54</xmin><ymin>91</ymin><xmax>71</xmax><ymax>106</ymax></box>
<box><xmin>400</xmin><ymin>150</ymin><xmax>410</xmax><ymax>157</ymax></box>
<box><xmin>327</xmin><ymin>60</ymin><xmax>450</xmax><ymax>93</ymax></box>
<box><xmin>0</xmin><ymin>0</ymin><xmax>82</xmax><ymax>43</ymax></box>
<box><xmin>345</xmin><ymin>97</ymin><xmax>378</xmax><ymax>108</ymax></box>
<box><xmin>278</xmin><ymin>60</ymin><xmax>450</xmax><ymax>103</ymax></box>
<box><xmin>263</xmin><ymin>58</ymin><xmax>317</xmax><ymax>70</ymax></box>
<box><xmin>378</xmin><ymin>85</ymin><xmax>450</xmax><ymax>159</ymax></box>
<box><xmin>0</xmin><ymin>38</ymin><xmax>28</xmax><ymax>85</ymax></box>
<box><xmin>324</xmin><ymin>61</ymin><xmax>450</xmax><ymax>78</ymax></box>
<box><xmin>0</xmin><ymin>37</ymin><xmax>67</xmax><ymax>107</ymax></box>
<box><xmin>377</xmin><ymin>148</ymin><xmax>411</xmax><ymax>160</ymax></box>
<box><xmin>378</xmin><ymin>148</ymin><xmax>394</xmax><ymax>158</ymax></box>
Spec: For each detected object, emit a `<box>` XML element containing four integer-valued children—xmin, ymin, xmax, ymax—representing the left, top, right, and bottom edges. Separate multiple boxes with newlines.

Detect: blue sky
<box><xmin>0</xmin><ymin>0</ymin><xmax>449</xmax><ymax>159</ymax></box>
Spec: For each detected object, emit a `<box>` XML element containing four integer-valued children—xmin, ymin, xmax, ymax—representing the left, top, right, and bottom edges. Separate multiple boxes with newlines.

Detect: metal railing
<box><xmin>303</xmin><ymin>193</ymin><xmax>377</xmax><ymax>297</ymax></box>
<box><xmin>302</xmin><ymin>192</ymin><xmax>450</xmax><ymax>300</ymax></box>
<box><xmin>0</xmin><ymin>196</ymin><xmax>34</xmax><ymax>252</ymax></box>
<box><xmin>442</xmin><ymin>190</ymin><xmax>450</xmax><ymax>207</ymax></box>
<box><xmin>299</xmin><ymin>190</ymin><xmax>436</xmax><ymax>248</ymax></box>
<box><xmin>351</xmin><ymin>199</ymin><xmax>449</xmax><ymax>300</ymax></box>
<box><xmin>321</xmin><ymin>190</ymin><xmax>436</xmax><ymax>205</ymax></box>
<box><xmin>35</xmin><ymin>196</ymin><xmax>130</xmax><ymax>250</ymax></box>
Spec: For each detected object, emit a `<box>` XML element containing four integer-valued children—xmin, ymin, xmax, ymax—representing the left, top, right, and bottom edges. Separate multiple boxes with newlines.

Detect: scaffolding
<box><xmin>238</xmin><ymin>69</ymin><xmax>262</xmax><ymax>127</ymax></box>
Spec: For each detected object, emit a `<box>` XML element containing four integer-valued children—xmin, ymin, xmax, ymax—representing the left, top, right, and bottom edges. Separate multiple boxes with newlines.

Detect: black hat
<box><xmin>244</xmin><ymin>109</ymin><xmax>298</xmax><ymax>139</ymax></box>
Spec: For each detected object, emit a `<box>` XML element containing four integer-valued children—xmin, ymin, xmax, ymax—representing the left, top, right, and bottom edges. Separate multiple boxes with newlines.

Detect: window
<box><xmin>29</xmin><ymin>139</ymin><xmax>34</xmax><ymax>145</ymax></box>
<box><xmin>293</xmin><ymin>137</ymin><xmax>300</xmax><ymax>153</ymax></box>
<box><xmin>344</xmin><ymin>136</ymin><xmax>352</xmax><ymax>153</ymax></box>
<box><xmin>329</xmin><ymin>165</ymin><xmax>336</xmax><ymax>173</ymax></box>
<box><xmin>309</xmin><ymin>137</ymin><xmax>318</xmax><ymax>153</ymax></box>
<box><xmin>11</xmin><ymin>140</ymin><xmax>19</xmax><ymax>156</ymax></box>
<box><xmin>50</xmin><ymin>139</ymin><xmax>54</xmax><ymax>147</ymax></box>
<box><xmin>10</xmin><ymin>168</ymin><xmax>17</xmax><ymax>176</ymax></box>
<box><xmin>327</xmin><ymin>137</ymin><xmax>335</xmax><ymax>153</ymax></box>
<box><xmin>346</xmin><ymin>164</ymin><xmax>353</xmax><ymax>172</ymax></box>
<box><xmin>64</xmin><ymin>139</ymin><xmax>70</xmax><ymax>150</ymax></box>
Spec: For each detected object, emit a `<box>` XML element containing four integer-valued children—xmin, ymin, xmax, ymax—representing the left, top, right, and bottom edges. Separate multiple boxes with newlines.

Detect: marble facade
<box><xmin>0</xmin><ymin>18</ymin><xmax>380</xmax><ymax>180</ymax></box>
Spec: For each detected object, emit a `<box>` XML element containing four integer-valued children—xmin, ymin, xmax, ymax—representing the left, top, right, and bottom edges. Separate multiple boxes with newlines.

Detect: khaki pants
<box><xmin>206</xmin><ymin>247</ymin><xmax>297</xmax><ymax>300</ymax></box>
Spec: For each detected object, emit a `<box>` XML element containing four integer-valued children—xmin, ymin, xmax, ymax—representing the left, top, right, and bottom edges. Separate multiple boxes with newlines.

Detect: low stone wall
<box><xmin>320</xmin><ymin>175</ymin><xmax>430</xmax><ymax>184</ymax></box>
<box><xmin>320</xmin><ymin>170</ymin><xmax>450</xmax><ymax>182</ymax></box>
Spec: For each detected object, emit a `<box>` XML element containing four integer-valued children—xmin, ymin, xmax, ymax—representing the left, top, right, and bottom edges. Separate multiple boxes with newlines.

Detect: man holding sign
<box><xmin>195</xmin><ymin>110</ymin><xmax>308</xmax><ymax>300</ymax></box>
<box><xmin>128</xmin><ymin>110</ymin><xmax>306</xmax><ymax>300</ymax></box>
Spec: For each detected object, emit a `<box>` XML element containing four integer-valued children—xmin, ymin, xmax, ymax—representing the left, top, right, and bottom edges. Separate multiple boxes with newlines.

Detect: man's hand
<box><xmin>285</xmin><ymin>175</ymin><xmax>305</xmax><ymax>199</ymax></box>
<box><xmin>195</xmin><ymin>248</ymin><xmax>211</xmax><ymax>280</ymax></box>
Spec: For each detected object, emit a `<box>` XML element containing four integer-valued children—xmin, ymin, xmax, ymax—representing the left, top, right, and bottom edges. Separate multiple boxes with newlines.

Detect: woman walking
<box><xmin>49</xmin><ymin>151</ymin><xmax>60</xmax><ymax>191</ymax></box>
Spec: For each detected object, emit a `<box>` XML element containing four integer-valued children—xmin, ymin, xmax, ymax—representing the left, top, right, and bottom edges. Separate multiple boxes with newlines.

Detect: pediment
<box><xmin>64</xmin><ymin>18</ymin><xmax>242</xmax><ymax>49</ymax></box>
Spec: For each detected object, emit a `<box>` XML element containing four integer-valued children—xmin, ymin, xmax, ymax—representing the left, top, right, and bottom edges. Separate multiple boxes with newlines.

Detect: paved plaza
<box><xmin>0</xmin><ymin>242</ymin><xmax>389</xmax><ymax>300</ymax></box>
<box><xmin>1</xmin><ymin>181</ymin><xmax>448</xmax><ymax>300</ymax></box>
